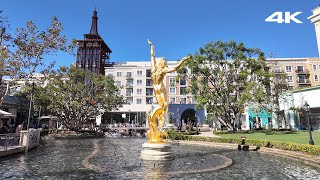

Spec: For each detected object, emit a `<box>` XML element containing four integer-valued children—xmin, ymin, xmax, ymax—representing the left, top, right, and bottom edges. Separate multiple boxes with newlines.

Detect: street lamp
<box><xmin>303</xmin><ymin>102</ymin><xmax>314</xmax><ymax>145</ymax></box>
<box><xmin>129</xmin><ymin>109</ymin><xmax>131</xmax><ymax>124</ymax></box>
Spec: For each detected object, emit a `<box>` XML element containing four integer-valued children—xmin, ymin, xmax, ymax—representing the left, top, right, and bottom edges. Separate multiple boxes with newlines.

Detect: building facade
<box><xmin>103</xmin><ymin>59</ymin><xmax>205</xmax><ymax>126</ymax></box>
<box><xmin>267</xmin><ymin>58</ymin><xmax>320</xmax><ymax>90</ymax></box>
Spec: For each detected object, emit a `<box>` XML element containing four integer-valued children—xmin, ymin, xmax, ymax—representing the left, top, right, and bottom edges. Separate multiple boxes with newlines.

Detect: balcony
<box><xmin>126</xmin><ymin>84</ymin><xmax>133</xmax><ymax>88</ymax></box>
<box><xmin>146</xmin><ymin>92</ymin><xmax>153</xmax><ymax>96</ymax></box>
<box><xmin>273</xmin><ymin>70</ymin><xmax>285</xmax><ymax>74</ymax></box>
<box><xmin>297</xmin><ymin>79</ymin><xmax>311</xmax><ymax>84</ymax></box>
<box><xmin>146</xmin><ymin>83</ymin><xmax>153</xmax><ymax>87</ymax></box>
<box><xmin>295</xmin><ymin>69</ymin><xmax>310</xmax><ymax>74</ymax></box>
<box><xmin>126</xmin><ymin>93</ymin><xmax>133</xmax><ymax>97</ymax></box>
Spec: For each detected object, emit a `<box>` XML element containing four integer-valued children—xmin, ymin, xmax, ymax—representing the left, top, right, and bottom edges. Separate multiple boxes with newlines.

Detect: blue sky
<box><xmin>2</xmin><ymin>0</ymin><xmax>320</xmax><ymax>67</ymax></box>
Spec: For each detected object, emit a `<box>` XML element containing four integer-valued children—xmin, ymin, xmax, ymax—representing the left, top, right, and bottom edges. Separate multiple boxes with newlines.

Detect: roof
<box><xmin>291</xmin><ymin>85</ymin><xmax>320</xmax><ymax>93</ymax></box>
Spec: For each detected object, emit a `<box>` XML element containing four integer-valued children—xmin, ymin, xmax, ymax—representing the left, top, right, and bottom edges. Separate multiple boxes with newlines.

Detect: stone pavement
<box><xmin>173</xmin><ymin>134</ymin><xmax>320</xmax><ymax>166</ymax></box>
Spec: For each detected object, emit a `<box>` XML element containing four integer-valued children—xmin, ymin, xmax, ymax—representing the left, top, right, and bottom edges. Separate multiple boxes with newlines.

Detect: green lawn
<box><xmin>217</xmin><ymin>131</ymin><xmax>320</xmax><ymax>146</ymax></box>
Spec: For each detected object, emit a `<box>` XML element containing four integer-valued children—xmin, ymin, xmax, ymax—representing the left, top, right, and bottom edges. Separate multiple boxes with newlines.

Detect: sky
<box><xmin>2</xmin><ymin>0</ymin><xmax>320</xmax><ymax>68</ymax></box>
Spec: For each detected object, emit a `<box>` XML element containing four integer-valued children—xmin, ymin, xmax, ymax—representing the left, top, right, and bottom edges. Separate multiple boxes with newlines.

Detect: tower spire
<box><xmin>89</xmin><ymin>9</ymin><xmax>98</xmax><ymax>35</ymax></box>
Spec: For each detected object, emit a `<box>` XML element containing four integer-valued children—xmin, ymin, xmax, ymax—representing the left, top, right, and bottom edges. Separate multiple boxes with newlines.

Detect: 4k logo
<box><xmin>265</xmin><ymin>12</ymin><xmax>303</xmax><ymax>24</ymax></box>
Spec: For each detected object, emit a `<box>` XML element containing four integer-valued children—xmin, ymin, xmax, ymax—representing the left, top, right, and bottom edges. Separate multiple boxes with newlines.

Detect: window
<box><xmin>137</xmin><ymin>80</ymin><xmax>142</xmax><ymax>86</ymax></box>
<box><xmin>137</xmin><ymin>89</ymin><xmax>142</xmax><ymax>94</ymax></box>
<box><xmin>169</xmin><ymin>87</ymin><xmax>176</xmax><ymax>94</ymax></box>
<box><xmin>286</xmin><ymin>76</ymin><xmax>293</xmax><ymax>83</ymax></box>
<box><xmin>297</xmin><ymin>66</ymin><xmax>304</xmax><ymax>72</ymax></box>
<box><xmin>117</xmin><ymin>72</ymin><xmax>122</xmax><ymax>77</ymax></box>
<box><xmin>146</xmin><ymin>79</ymin><xmax>153</xmax><ymax>86</ymax></box>
<box><xmin>146</xmin><ymin>88</ymin><xmax>153</xmax><ymax>96</ymax></box>
<box><xmin>180</xmin><ymin>98</ymin><xmax>186</xmax><ymax>104</ymax></box>
<box><xmin>288</xmin><ymin>86</ymin><xmax>293</xmax><ymax>90</ymax></box>
<box><xmin>315</xmin><ymin>75</ymin><xmax>319</xmax><ymax>82</ymax></box>
<box><xmin>146</xmin><ymin>70</ymin><xmax>151</xmax><ymax>77</ymax></box>
<box><xmin>126</xmin><ymin>72</ymin><xmax>132</xmax><ymax>78</ymax></box>
<box><xmin>297</xmin><ymin>75</ymin><xmax>306</xmax><ymax>83</ymax></box>
<box><xmin>146</xmin><ymin>98</ymin><xmax>153</xmax><ymax>104</ymax></box>
<box><xmin>180</xmin><ymin>87</ymin><xmax>187</xmax><ymax>95</ymax></box>
<box><xmin>286</xmin><ymin>66</ymin><xmax>292</xmax><ymax>72</ymax></box>
<box><xmin>116</xmin><ymin>81</ymin><xmax>121</xmax><ymax>87</ymax></box>
<box><xmin>126</xmin><ymin>98</ymin><xmax>132</xmax><ymax>105</ymax></box>
<box><xmin>169</xmin><ymin>78</ymin><xmax>175</xmax><ymax>86</ymax></box>
<box><xmin>136</xmin><ymin>98</ymin><xmax>142</xmax><ymax>104</ymax></box>
<box><xmin>274</xmin><ymin>66</ymin><xmax>281</xmax><ymax>73</ymax></box>
<box><xmin>169</xmin><ymin>97</ymin><xmax>175</xmax><ymax>104</ymax></box>
<box><xmin>180</xmin><ymin>78</ymin><xmax>186</xmax><ymax>86</ymax></box>
<box><xmin>137</xmin><ymin>71</ymin><xmax>143</xmax><ymax>76</ymax></box>
<box><xmin>313</xmin><ymin>65</ymin><xmax>317</xmax><ymax>71</ymax></box>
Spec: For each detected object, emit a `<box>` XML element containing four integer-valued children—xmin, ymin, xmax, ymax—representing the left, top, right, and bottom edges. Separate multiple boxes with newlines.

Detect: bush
<box><xmin>168</xmin><ymin>133</ymin><xmax>320</xmax><ymax>155</ymax></box>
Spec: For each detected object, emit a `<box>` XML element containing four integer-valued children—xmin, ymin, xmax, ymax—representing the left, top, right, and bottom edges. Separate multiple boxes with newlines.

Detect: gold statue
<box><xmin>146</xmin><ymin>39</ymin><xmax>190</xmax><ymax>143</ymax></box>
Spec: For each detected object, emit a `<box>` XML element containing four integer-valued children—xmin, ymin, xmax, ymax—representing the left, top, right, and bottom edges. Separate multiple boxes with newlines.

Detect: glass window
<box><xmin>313</xmin><ymin>65</ymin><xmax>317</xmax><ymax>71</ymax></box>
<box><xmin>170</xmin><ymin>97</ymin><xmax>175</xmax><ymax>104</ymax></box>
<box><xmin>315</xmin><ymin>75</ymin><xmax>319</xmax><ymax>82</ymax></box>
<box><xmin>136</xmin><ymin>98</ymin><xmax>142</xmax><ymax>104</ymax></box>
<box><xmin>169</xmin><ymin>87</ymin><xmax>176</xmax><ymax>94</ymax></box>
<box><xmin>274</xmin><ymin>66</ymin><xmax>281</xmax><ymax>73</ymax></box>
<box><xmin>169</xmin><ymin>78</ymin><xmax>175</xmax><ymax>86</ymax></box>
<box><xmin>137</xmin><ymin>89</ymin><xmax>142</xmax><ymax>94</ymax></box>
<box><xmin>286</xmin><ymin>76</ymin><xmax>292</xmax><ymax>82</ymax></box>
<box><xmin>116</xmin><ymin>81</ymin><xmax>121</xmax><ymax>87</ymax></box>
<box><xmin>117</xmin><ymin>72</ymin><xmax>122</xmax><ymax>77</ymax></box>
<box><xmin>180</xmin><ymin>79</ymin><xmax>187</xmax><ymax>86</ymax></box>
<box><xmin>137</xmin><ymin>71</ymin><xmax>143</xmax><ymax>76</ymax></box>
<box><xmin>127</xmin><ymin>72</ymin><xmax>132</xmax><ymax>78</ymax></box>
<box><xmin>285</xmin><ymin>66</ymin><xmax>292</xmax><ymax>72</ymax></box>
<box><xmin>137</xmin><ymin>80</ymin><xmax>142</xmax><ymax>85</ymax></box>
<box><xmin>297</xmin><ymin>66</ymin><xmax>304</xmax><ymax>72</ymax></box>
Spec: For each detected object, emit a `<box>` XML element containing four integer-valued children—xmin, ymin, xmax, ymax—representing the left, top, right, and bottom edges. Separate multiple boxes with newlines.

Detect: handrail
<box><xmin>0</xmin><ymin>133</ymin><xmax>21</xmax><ymax>150</ymax></box>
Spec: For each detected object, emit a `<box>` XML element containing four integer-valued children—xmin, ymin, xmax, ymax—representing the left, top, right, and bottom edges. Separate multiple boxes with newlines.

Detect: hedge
<box><xmin>215</xmin><ymin>129</ymin><xmax>295</xmax><ymax>135</ymax></box>
<box><xmin>168</xmin><ymin>133</ymin><xmax>320</xmax><ymax>156</ymax></box>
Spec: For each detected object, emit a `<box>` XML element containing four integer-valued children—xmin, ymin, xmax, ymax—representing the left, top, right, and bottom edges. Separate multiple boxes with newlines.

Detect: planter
<box><xmin>166</xmin><ymin>123</ymin><xmax>175</xmax><ymax>130</ymax></box>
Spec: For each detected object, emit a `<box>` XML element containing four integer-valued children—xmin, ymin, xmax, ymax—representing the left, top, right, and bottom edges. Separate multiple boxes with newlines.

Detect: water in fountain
<box><xmin>0</xmin><ymin>138</ymin><xmax>319</xmax><ymax>179</ymax></box>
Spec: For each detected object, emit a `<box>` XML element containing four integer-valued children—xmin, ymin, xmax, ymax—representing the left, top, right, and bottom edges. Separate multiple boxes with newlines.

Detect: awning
<box><xmin>38</xmin><ymin>115</ymin><xmax>58</xmax><ymax>120</ymax></box>
<box><xmin>0</xmin><ymin>110</ymin><xmax>16</xmax><ymax>118</ymax></box>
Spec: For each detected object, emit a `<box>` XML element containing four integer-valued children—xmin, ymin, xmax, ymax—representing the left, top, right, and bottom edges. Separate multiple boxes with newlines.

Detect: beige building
<box><xmin>267</xmin><ymin>58</ymin><xmax>320</xmax><ymax>90</ymax></box>
<box><xmin>104</xmin><ymin>59</ymin><xmax>198</xmax><ymax>124</ymax></box>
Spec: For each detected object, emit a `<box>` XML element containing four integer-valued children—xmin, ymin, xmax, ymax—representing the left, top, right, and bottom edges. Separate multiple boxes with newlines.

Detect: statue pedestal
<box><xmin>140</xmin><ymin>142</ymin><xmax>173</xmax><ymax>160</ymax></box>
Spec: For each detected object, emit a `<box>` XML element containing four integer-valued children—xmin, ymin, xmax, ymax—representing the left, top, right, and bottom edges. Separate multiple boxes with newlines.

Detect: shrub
<box><xmin>168</xmin><ymin>133</ymin><xmax>320</xmax><ymax>155</ymax></box>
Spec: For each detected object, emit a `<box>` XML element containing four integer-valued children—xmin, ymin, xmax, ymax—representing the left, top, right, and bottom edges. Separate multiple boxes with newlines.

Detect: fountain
<box><xmin>140</xmin><ymin>39</ymin><xmax>191</xmax><ymax>160</ymax></box>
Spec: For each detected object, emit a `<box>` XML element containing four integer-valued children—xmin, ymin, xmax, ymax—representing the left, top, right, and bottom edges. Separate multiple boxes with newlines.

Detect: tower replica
<box><xmin>76</xmin><ymin>10</ymin><xmax>112</xmax><ymax>75</ymax></box>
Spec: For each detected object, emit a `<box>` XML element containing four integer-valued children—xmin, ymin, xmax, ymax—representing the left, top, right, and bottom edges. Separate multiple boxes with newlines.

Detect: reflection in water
<box><xmin>0</xmin><ymin>137</ymin><xmax>319</xmax><ymax>179</ymax></box>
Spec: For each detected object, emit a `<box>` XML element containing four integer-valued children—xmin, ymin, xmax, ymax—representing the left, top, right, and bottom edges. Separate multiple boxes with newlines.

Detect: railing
<box><xmin>0</xmin><ymin>133</ymin><xmax>21</xmax><ymax>150</ymax></box>
<box><xmin>297</xmin><ymin>79</ymin><xmax>311</xmax><ymax>84</ymax></box>
<box><xmin>273</xmin><ymin>70</ymin><xmax>284</xmax><ymax>74</ymax></box>
<box><xmin>295</xmin><ymin>69</ymin><xmax>310</xmax><ymax>74</ymax></box>
<box><xmin>126</xmin><ymin>84</ymin><xmax>133</xmax><ymax>88</ymax></box>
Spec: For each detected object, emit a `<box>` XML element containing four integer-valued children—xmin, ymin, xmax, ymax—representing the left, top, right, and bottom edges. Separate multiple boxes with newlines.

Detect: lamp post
<box><xmin>303</xmin><ymin>102</ymin><xmax>314</xmax><ymax>145</ymax></box>
<box><xmin>129</xmin><ymin>109</ymin><xmax>131</xmax><ymax>125</ymax></box>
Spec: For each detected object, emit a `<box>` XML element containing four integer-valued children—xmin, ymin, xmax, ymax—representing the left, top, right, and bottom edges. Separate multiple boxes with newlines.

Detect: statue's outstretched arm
<box><xmin>164</xmin><ymin>55</ymin><xmax>191</xmax><ymax>73</ymax></box>
<box><xmin>147</xmin><ymin>39</ymin><xmax>156</xmax><ymax>67</ymax></box>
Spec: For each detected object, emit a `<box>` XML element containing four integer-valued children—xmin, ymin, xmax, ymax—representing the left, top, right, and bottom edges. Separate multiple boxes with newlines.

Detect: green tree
<box><xmin>180</xmin><ymin>40</ymin><xmax>272</xmax><ymax>130</ymax></box>
<box><xmin>44</xmin><ymin>66</ymin><xmax>123</xmax><ymax>130</ymax></box>
<box><xmin>0</xmin><ymin>13</ymin><xmax>75</xmax><ymax>105</ymax></box>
